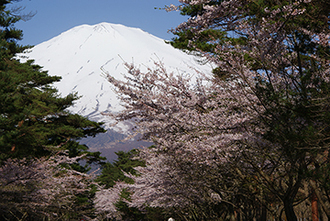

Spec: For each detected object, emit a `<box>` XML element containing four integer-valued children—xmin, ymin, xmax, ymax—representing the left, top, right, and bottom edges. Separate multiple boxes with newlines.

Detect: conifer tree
<box><xmin>0</xmin><ymin>0</ymin><xmax>105</xmax><ymax>162</ymax></box>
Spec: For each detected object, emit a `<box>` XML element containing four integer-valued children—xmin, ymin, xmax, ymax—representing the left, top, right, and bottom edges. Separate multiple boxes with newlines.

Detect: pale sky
<box><xmin>13</xmin><ymin>0</ymin><xmax>186</xmax><ymax>46</ymax></box>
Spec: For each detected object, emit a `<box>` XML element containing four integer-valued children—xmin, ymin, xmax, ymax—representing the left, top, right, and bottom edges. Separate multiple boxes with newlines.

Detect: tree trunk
<box><xmin>309</xmin><ymin>180</ymin><xmax>330</xmax><ymax>219</ymax></box>
<box><xmin>283</xmin><ymin>200</ymin><xmax>298</xmax><ymax>221</ymax></box>
<box><xmin>311</xmin><ymin>190</ymin><xmax>318</xmax><ymax>221</ymax></box>
<box><xmin>260</xmin><ymin>205</ymin><xmax>267</xmax><ymax>221</ymax></box>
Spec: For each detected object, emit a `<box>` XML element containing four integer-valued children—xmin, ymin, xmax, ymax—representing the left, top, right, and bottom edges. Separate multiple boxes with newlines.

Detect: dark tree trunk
<box><xmin>260</xmin><ymin>204</ymin><xmax>267</xmax><ymax>221</ymax></box>
<box><xmin>283</xmin><ymin>200</ymin><xmax>298</xmax><ymax>221</ymax></box>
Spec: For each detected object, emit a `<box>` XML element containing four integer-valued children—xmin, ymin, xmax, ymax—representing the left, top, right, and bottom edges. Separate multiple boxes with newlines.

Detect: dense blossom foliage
<box><xmin>0</xmin><ymin>153</ymin><xmax>95</xmax><ymax>220</ymax></box>
<box><xmin>104</xmin><ymin>0</ymin><xmax>330</xmax><ymax>220</ymax></box>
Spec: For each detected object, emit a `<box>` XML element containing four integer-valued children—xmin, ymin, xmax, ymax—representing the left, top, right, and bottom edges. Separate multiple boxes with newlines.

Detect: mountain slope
<box><xmin>19</xmin><ymin>22</ymin><xmax>212</xmax><ymax>156</ymax></box>
<box><xmin>21</xmin><ymin>22</ymin><xmax>212</xmax><ymax>130</ymax></box>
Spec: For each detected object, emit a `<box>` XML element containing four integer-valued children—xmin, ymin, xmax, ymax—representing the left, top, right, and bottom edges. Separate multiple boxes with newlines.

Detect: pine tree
<box><xmin>0</xmin><ymin>0</ymin><xmax>105</xmax><ymax>162</ymax></box>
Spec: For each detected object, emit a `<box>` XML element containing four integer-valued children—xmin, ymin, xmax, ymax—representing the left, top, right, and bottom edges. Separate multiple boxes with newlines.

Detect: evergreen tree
<box><xmin>0</xmin><ymin>0</ymin><xmax>105</xmax><ymax>163</ymax></box>
<box><xmin>96</xmin><ymin>149</ymin><xmax>145</xmax><ymax>188</ymax></box>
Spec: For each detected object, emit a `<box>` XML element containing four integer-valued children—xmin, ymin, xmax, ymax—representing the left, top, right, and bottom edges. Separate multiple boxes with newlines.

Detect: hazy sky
<box><xmin>13</xmin><ymin>0</ymin><xmax>186</xmax><ymax>46</ymax></box>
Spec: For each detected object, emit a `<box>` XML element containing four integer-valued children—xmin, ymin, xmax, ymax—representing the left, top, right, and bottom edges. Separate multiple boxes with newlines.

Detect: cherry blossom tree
<box><xmin>104</xmin><ymin>0</ymin><xmax>330</xmax><ymax>220</ymax></box>
<box><xmin>94</xmin><ymin>182</ymin><xmax>125</xmax><ymax>220</ymax></box>
<box><xmin>0</xmin><ymin>152</ymin><xmax>97</xmax><ymax>220</ymax></box>
<box><xmin>105</xmin><ymin>60</ymin><xmax>269</xmax><ymax>220</ymax></box>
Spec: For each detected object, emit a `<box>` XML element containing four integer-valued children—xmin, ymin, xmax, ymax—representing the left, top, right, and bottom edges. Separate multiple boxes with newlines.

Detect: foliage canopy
<box><xmin>0</xmin><ymin>0</ymin><xmax>105</xmax><ymax>163</ymax></box>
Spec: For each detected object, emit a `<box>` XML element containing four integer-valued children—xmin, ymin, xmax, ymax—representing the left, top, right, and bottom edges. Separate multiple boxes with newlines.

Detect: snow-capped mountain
<box><xmin>20</xmin><ymin>22</ymin><xmax>212</xmax><ymax>134</ymax></box>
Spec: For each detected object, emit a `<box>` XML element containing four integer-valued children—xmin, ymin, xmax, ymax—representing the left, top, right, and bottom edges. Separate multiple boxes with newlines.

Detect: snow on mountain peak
<box><xmin>20</xmin><ymin>22</ymin><xmax>213</xmax><ymax>133</ymax></box>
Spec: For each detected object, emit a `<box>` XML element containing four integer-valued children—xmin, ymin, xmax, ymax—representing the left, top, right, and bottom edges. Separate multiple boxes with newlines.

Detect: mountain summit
<box><xmin>21</xmin><ymin>22</ymin><xmax>212</xmax><ymax>133</ymax></box>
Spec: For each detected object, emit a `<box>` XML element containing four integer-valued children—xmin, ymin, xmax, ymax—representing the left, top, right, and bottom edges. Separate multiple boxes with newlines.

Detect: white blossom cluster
<box><xmin>96</xmin><ymin>0</ymin><xmax>330</xmax><ymax>218</ymax></box>
<box><xmin>0</xmin><ymin>153</ymin><xmax>93</xmax><ymax>218</ymax></box>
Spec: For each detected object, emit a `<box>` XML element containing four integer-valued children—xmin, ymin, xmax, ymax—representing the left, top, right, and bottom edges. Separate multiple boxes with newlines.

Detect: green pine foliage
<box><xmin>169</xmin><ymin>29</ymin><xmax>226</xmax><ymax>53</ymax></box>
<box><xmin>0</xmin><ymin>0</ymin><xmax>105</xmax><ymax>163</ymax></box>
<box><xmin>171</xmin><ymin>0</ymin><xmax>330</xmax><ymax>57</ymax></box>
<box><xmin>96</xmin><ymin>149</ymin><xmax>145</xmax><ymax>188</ymax></box>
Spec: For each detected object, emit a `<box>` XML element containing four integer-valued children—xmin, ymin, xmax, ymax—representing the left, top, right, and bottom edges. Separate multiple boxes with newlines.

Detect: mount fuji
<box><xmin>20</xmin><ymin>22</ymin><xmax>212</xmax><ymax>156</ymax></box>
